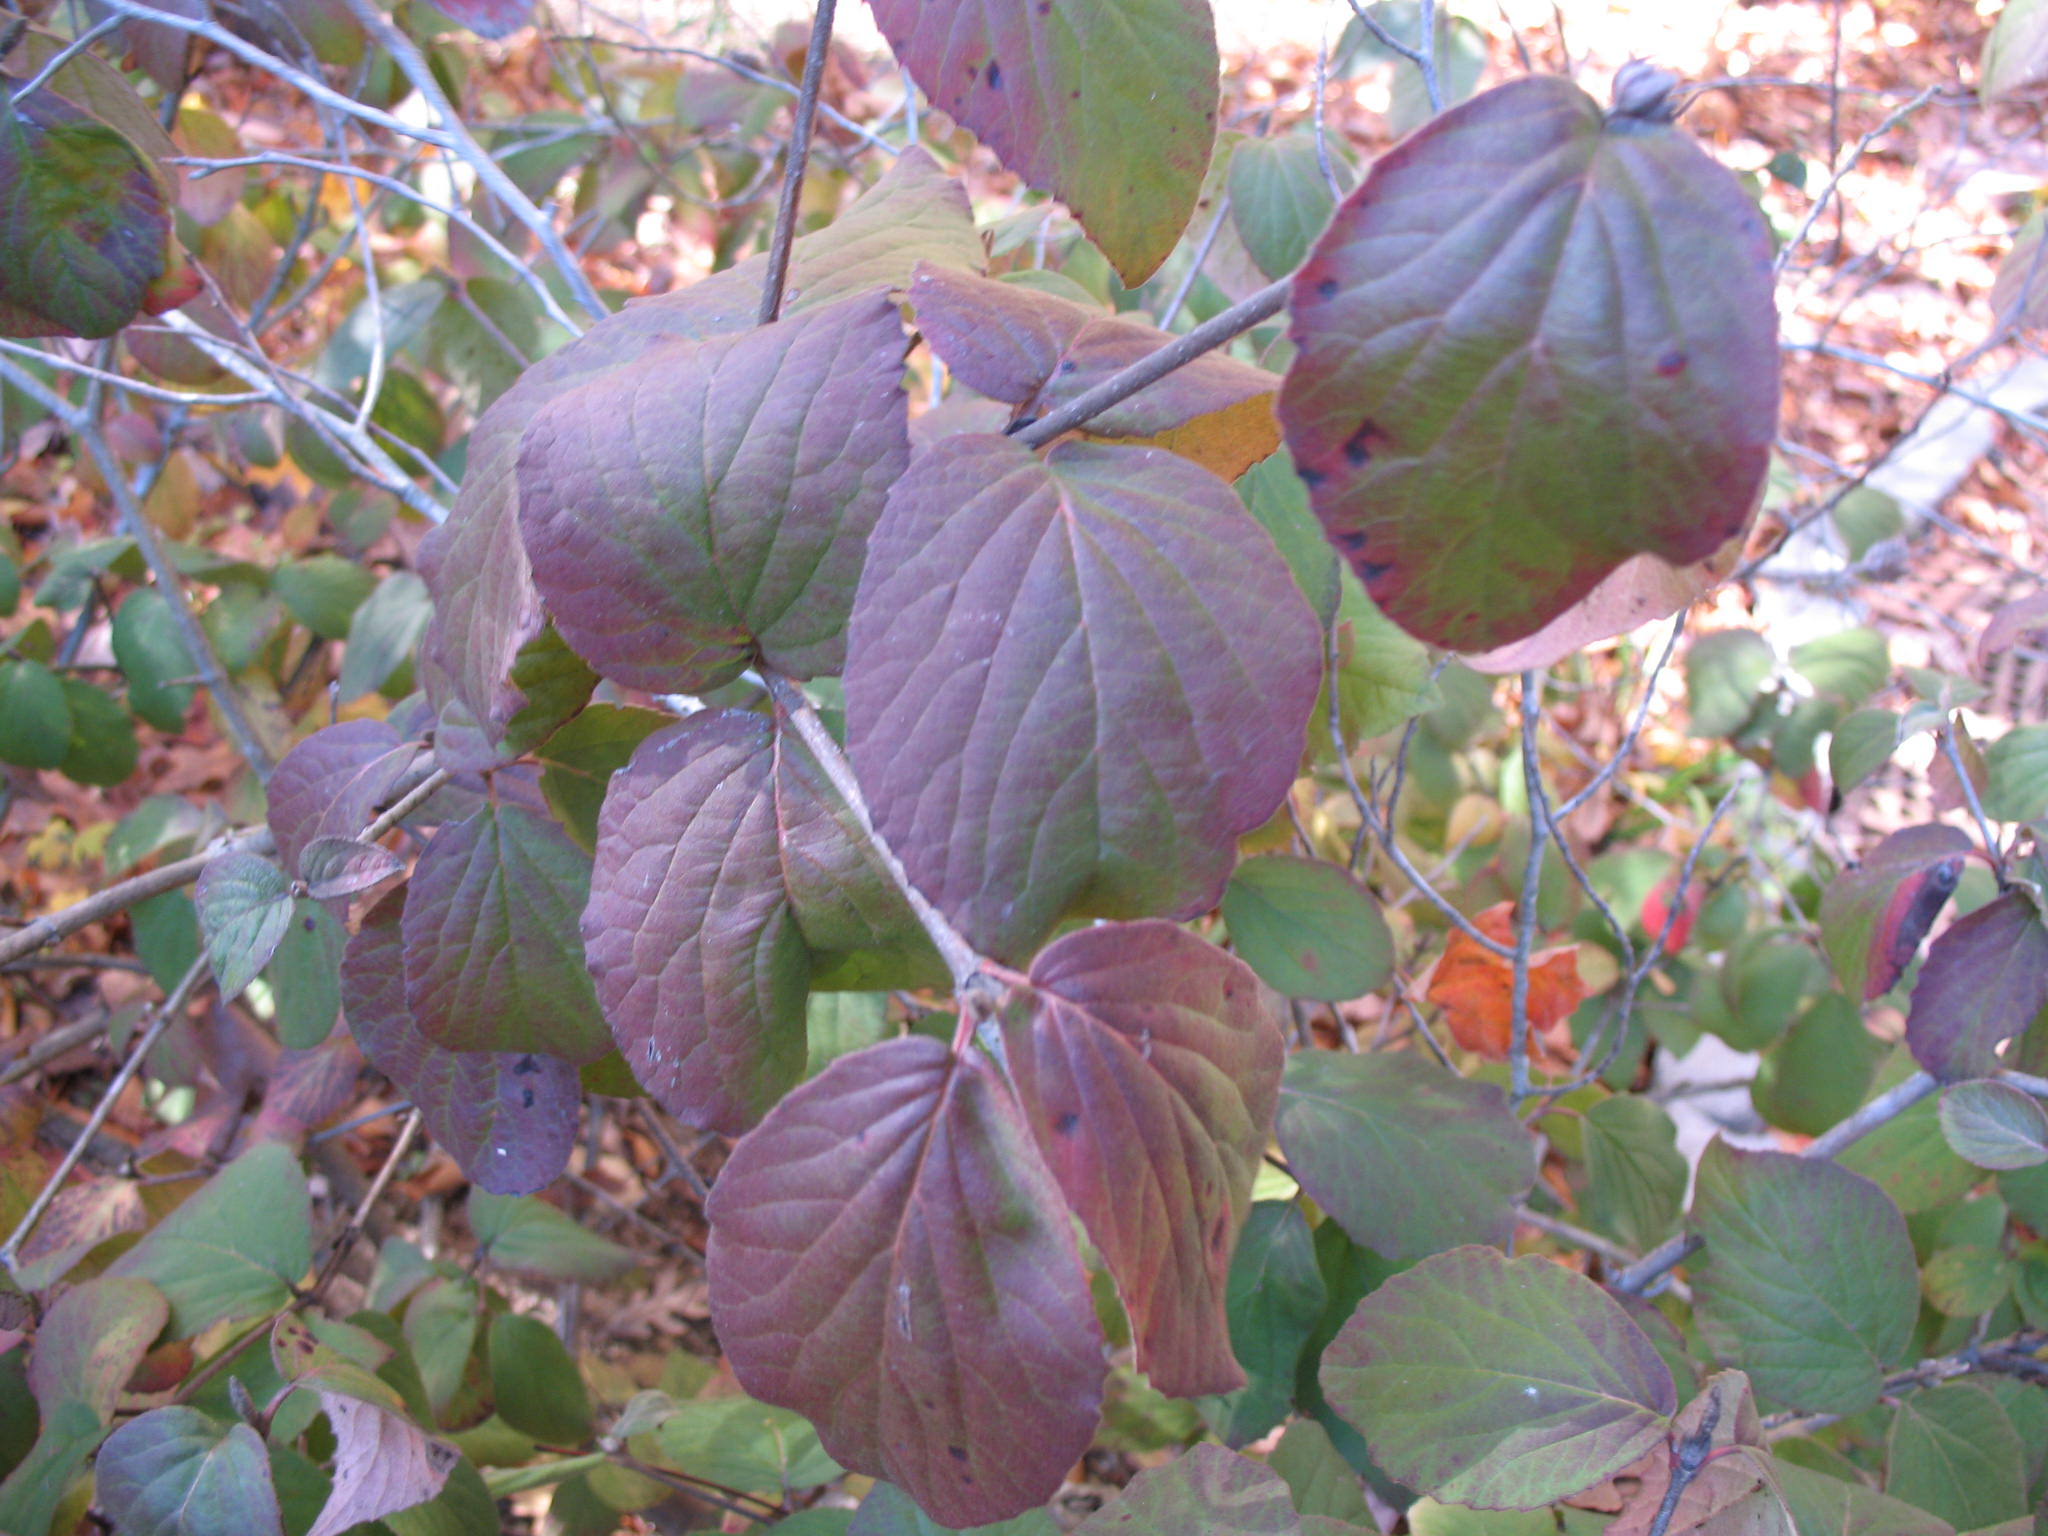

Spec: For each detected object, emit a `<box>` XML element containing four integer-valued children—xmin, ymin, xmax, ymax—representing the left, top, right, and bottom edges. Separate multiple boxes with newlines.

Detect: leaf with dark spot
<box><xmin>1818</xmin><ymin>824</ymin><xmax>1972</xmax><ymax>1002</ymax></box>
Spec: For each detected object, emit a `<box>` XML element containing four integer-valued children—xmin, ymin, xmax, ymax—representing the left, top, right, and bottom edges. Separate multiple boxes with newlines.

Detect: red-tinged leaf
<box><xmin>306</xmin><ymin>1393</ymin><xmax>461</xmax><ymax>1536</ymax></box>
<box><xmin>1818</xmin><ymin>825</ymin><xmax>1972</xmax><ymax>1002</ymax></box>
<box><xmin>844</xmin><ymin>434</ymin><xmax>1321</xmax><ymax>961</ymax></box>
<box><xmin>583</xmin><ymin>712</ymin><xmax>810</xmax><ymax>1134</ymax></box>
<box><xmin>869</xmin><ymin>0</ymin><xmax>1216</xmax><ymax>284</ymax></box>
<box><xmin>1462</xmin><ymin>539</ymin><xmax>1744</xmax><ymax>675</ymax></box>
<box><xmin>31</xmin><ymin>1276</ymin><xmax>169</xmax><ymax>1422</ymax></box>
<box><xmin>0</xmin><ymin>93</ymin><xmax>172</xmax><ymax>340</ymax></box>
<box><xmin>1279</xmin><ymin>74</ymin><xmax>1779</xmax><ymax>651</ymax></box>
<box><xmin>1322</xmin><ymin>1245</ymin><xmax>1676</xmax><ymax>1510</ymax></box>
<box><xmin>706</xmin><ymin>1037</ymin><xmax>1104</xmax><ymax>1527</ymax></box>
<box><xmin>1607</xmin><ymin>1374</ymin><xmax>1789</xmax><ymax>1536</ymax></box>
<box><xmin>297</xmin><ymin>836</ymin><xmax>405</xmax><ymax>901</ymax></box>
<box><xmin>343</xmin><ymin>893</ymin><xmax>576</xmax><ymax>1194</ymax></box>
<box><xmin>908</xmin><ymin>263</ymin><xmax>1279</xmax><ymax>478</ymax></box>
<box><xmin>430</xmin><ymin>0</ymin><xmax>531</xmax><ymax>38</ymax></box>
<box><xmin>402</xmin><ymin>804</ymin><xmax>612</xmax><ymax>1061</ymax></box>
<box><xmin>248</xmin><ymin>1032</ymin><xmax>365</xmax><ymax>1148</ymax></box>
<box><xmin>266</xmin><ymin>719</ymin><xmax>419</xmax><ymax>879</ymax></box>
<box><xmin>1906</xmin><ymin>892</ymin><xmax>2048</xmax><ymax>1082</ymax></box>
<box><xmin>1002</xmin><ymin>921</ymin><xmax>1285</xmax><ymax>1398</ymax></box>
<box><xmin>772</xmin><ymin>722</ymin><xmax>937</xmax><ymax>964</ymax></box>
<box><xmin>1425</xmin><ymin>902</ymin><xmax>1586</xmax><ymax>1059</ymax></box>
<box><xmin>518</xmin><ymin>290</ymin><xmax>909</xmax><ymax>693</ymax></box>
<box><xmin>421</xmin><ymin>149</ymin><xmax>978</xmax><ymax>768</ymax></box>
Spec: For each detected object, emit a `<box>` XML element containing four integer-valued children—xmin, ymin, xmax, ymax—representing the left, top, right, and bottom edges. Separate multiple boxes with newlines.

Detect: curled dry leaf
<box><xmin>1425</xmin><ymin>902</ymin><xmax>1587</xmax><ymax>1059</ymax></box>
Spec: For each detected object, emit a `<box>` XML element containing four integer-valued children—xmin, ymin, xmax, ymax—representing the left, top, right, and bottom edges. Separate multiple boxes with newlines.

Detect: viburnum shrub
<box><xmin>2</xmin><ymin>0</ymin><xmax>2048</xmax><ymax>1532</ymax></box>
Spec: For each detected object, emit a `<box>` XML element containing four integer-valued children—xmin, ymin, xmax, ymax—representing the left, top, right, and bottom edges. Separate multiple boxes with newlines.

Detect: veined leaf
<box><xmin>518</xmin><ymin>290</ymin><xmax>909</xmax><ymax>693</ymax></box>
<box><xmin>584</xmin><ymin>711</ymin><xmax>810</xmax><ymax>1135</ymax></box>
<box><xmin>1818</xmin><ymin>825</ymin><xmax>1971</xmax><ymax>1002</ymax></box>
<box><xmin>193</xmin><ymin>851</ymin><xmax>295</xmax><ymax>1003</ymax></box>
<box><xmin>1321</xmin><ymin>1244</ymin><xmax>1676</xmax><ymax>1509</ymax></box>
<box><xmin>1885</xmin><ymin>1384</ymin><xmax>2030</xmax><ymax>1531</ymax></box>
<box><xmin>868</xmin><ymin>0</ymin><xmax>1218</xmax><ymax>284</ymax></box>
<box><xmin>1905</xmin><ymin>893</ymin><xmax>2048</xmax><ymax>1082</ymax></box>
<box><xmin>1689</xmin><ymin>1141</ymin><xmax>1917</xmax><ymax>1415</ymax></box>
<box><xmin>844</xmin><ymin>434</ymin><xmax>1320</xmax><ymax>961</ymax></box>
<box><xmin>706</xmin><ymin>1037</ymin><xmax>1104</xmax><ymax>1527</ymax></box>
<box><xmin>1938</xmin><ymin>1080</ymin><xmax>2048</xmax><ymax>1171</ymax></box>
<box><xmin>1279</xmin><ymin>74</ymin><xmax>1779</xmax><ymax>650</ymax></box>
<box><xmin>1072</xmin><ymin>1444</ymin><xmax>1300</xmax><ymax>1534</ymax></box>
<box><xmin>343</xmin><ymin>891</ymin><xmax>577</xmax><ymax>1195</ymax></box>
<box><xmin>402</xmin><ymin>804</ymin><xmax>612</xmax><ymax>1061</ymax></box>
<box><xmin>96</xmin><ymin>1408</ymin><xmax>284</xmax><ymax>1536</ymax></box>
<box><xmin>1221</xmin><ymin>855</ymin><xmax>1393</xmax><ymax>1001</ymax></box>
<box><xmin>1199</xmin><ymin>1201</ymin><xmax>1327</xmax><ymax>1447</ymax></box>
<box><xmin>1002</xmin><ymin>921</ymin><xmax>1284</xmax><ymax>1398</ymax></box>
<box><xmin>266</xmin><ymin>719</ymin><xmax>420</xmax><ymax>879</ymax></box>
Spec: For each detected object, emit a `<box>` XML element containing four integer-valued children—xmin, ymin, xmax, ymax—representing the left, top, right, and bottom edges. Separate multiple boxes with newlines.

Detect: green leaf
<box><xmin>112</xmin><ymin>588</ymin><xmax>197</xmax><ymax>732</ymax></box>
<box><xmin>867</xmin><ymin>0</ymin><xmax>1218</xmax><ymax>285</ymax></box>
<box><xmin>1278</xmin><ymin>74</ymin><xmax>1778</xmax><ymax>651</ymax></box>
<box><xmin>131</xmin><ymin>889</ymin><xmax>201</xmax><ymax>993</ymax></box>
<box><xmin>1320</xmin><ymin>1244</ymin><xmax>1676</xmax><ymax>1510</ymax></box>
<box><xmin>198</xmin><ymin>580</ymin><xmax>282</xmax><ymax>673</ymax></box>
<box><xmin>1229</xmin><ymin>132</ymin><xmax>1340</xmax><ymax>281</ymax></box>
<box><xmin>1791</xmin><ymin>629</ymin><xmax>1889</xmax><ymax>705</ymax></box>
<box><xmin>487</xmin><ymin>1313</ymin><xmax>592</xmax><ymax>1447</ymax></box>
<box><xmin>468</xmin><ymin>1193</ymin><xmax>635</xmax><ymax>1283</ymax></box>
<box><xmin>850</xmin><ymin>1480</ymin><xmax>1057</xmax><ymax>1536</ymax></box>
<box><xmin>337</xmin><ymin>571</ymin><xmax>431</xmax><ymax>703</ymax></box>
<box><xmin>1238</xmin><ymin>451</ymin><xmax>1340</xmax><ymax>629</ymax></box>
<box><xmin>1886</xmin><ymin>1384</ymin><xmax>2030</xmax><ymax>1530</ymax></box>
<box><xmin>1982</xmin><ymin>0</ymin><xmax>2048</xmax><ymax>99</ymax></box>
<box><xmin>0</xmin><ymin>94</ymin><xmax>173</xmax><ymax>339</ymax></box>
<box><xmin>1276</xmin><ymin>1052</ymin><xmax>1537</xmax><ymax>1263</ymax></box>
<box><xmin>1939</xmin><ymin>1081</ymin><xmax>2048</xmax><ymax>1170</ymax></box>
<box><xmin>1069</xmin><ymin>1445</ymin><xmax>1300</xmax><ymax>1535</ymax></box>
<box><xmin>645</xmin><ymin>1395</ymin><xmax>842</xmax><ymax>1495</ymax></box>
<box><xmin>1222</xmin><ymin>856</ymin><xmax>1392</xmax><ymax>1001</ymax></box>
<box><xmin>1581</xmin><ymin>1095</ymin><xmax>1687</xmax><ymax>1254</ymax></box>
<box><xmin>534</xmin><ymin>703</ymin><xmax>669</xmax><ymax>854</ymax></box>
<box><xmin>1836</xmin><ymin>1087</ymin><xmax>1980</xmax><ymax>1215</ymax></box>
<box><xmin>275</xmin><ymin>554</ymin><xmax>378</xmax><ymax>641</ymax></box>
<box><xmin>1751</xmin><ymin>992</ymin><xmax>1886</xmax><ymax>1138</ymax></box>
<box><xmin>1690</xmin><ymin>1141</ymin><xmax>1918</xmax><ymax>1414</ymax></box>
<box><xmin>1330</xmin><ymin>565</ymin><xmax>1436</xmax><ymax>745</ymax></box>
<box><xmin>1772</xmin><ymin>1456</ymin><xmax>1954</xmax><ymax>1536</ymax></box>
<box><xmin>805</xmin><ymin>991</ymin><xmax>891</xmax><ymax>1078</ymax></box>
<box><xmin>107</xmin><ymin>796</ymin><xmax>212</xmax><ymax>875</ymax></box>
<box><xmin>194</xmin><ymin>851</ymin><xmax>296</xmax><ymax>1003</ymax></box>
<box><xmin>1830</xmin><ymin>708</ymin><xmax>1900</xmax><ymax>795</ymax></box>
<box><xmin>400</xmin><ymin>1277</ymin><xmax>477</xmax><ymax>1421</ymax></box>
<box><xmin>1268</xmin><ymin>1418</ymin><xmax>1372</xmax><ymax>1525</ymax></box>
<box><xmin>265</xmin><ymin>900</ymin><xmax>345</xmax><ymax>1050</ymax></box>
<box><xmin>56</xmin><ymin>677</ymin><xmax>138</xmax><ymax>786</ymax></box>
<box><xmin>109</xmin><ymin>1143</ymin><xmax>313</xmax><ymax>1337</ymax></box>
<box><xmin>1408</xmin><ymin>1502</ymin><xmax>1555</xmax><ymax>1536</ymax></box>
<box><xmin>96</xmin><ymin>1407</ymin><xmax>284</xmax><ymax>1536</ymax></box>
<box><xmin>1197</xmin><ymin>1200</ymin><xmax>1327</xmax><ymax>1447</ymax></box>
<box><xmin>1831</xmin><ymin>486</ymin><xmax>1906</xmax><ymax>563</ymax></box>
<box><xmin>1687</xmin><ymin>631</ymin><xmax>1776</xmax><ymax>738</ymax></box>
<box><xmin>1920</xmin><ymin>1245</ymin><xmax>2011</xmax><ymax>1318</ymax></box>
<box><xmin>0</xmin><ymin>659</ymin><xmax>72</xmax><ymax>768</ymax></box>
<box><xmin>1983</xmin><ymin>727</ymin><xmax>2048</xmax><ymax>823</ymax></box>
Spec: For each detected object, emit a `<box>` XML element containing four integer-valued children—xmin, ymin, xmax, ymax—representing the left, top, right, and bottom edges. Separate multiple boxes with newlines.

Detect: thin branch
<box><xmin>310</xmin><ymin>1108</ymin><xmax>423</xmax><ymax>1296</ymax></box>
<box><xmin>1941</xmin><ymin>721</ymin><xmax>2008</xmax><ymax>885</ymax></box>
<box><xmin>763</xmin><ymin>672</ymin><xmax>986</xmax><ymax>995</ymax></box>
<box><xmin>0</xmin><ymin>829</ymin><xmax>273</xmax><ymax>968</ymax></box>
<box><xmin>1</xmin><ymin>956</ymin><xmax>207</xmax><ymax>1272</ymax></box>
<box><xmin>1509</xmin><ymin>670</ymin><xmax>1550</xmax><ymax>1097</ymax></box>
<box><xmin>1013</xmin><ymin>278</ymin><xmax>1290</xmax><ymax>448</ymax></box>
<box><xmin>1775</xmin><ymin>84</ymin><xmax>1944</xmax><ymax>278</ymax></box>
<box><xmin>757</xmin><ymin>0</ymin><xmax>838</xmax><ymax>325</ymax></box>
<box><xmin>1346</xmin><ymin>0</ymin><xmax>1443</xmax><ymax>114</ymax></box>
<box><xmin>1645</xmin><ymin>1388</ymin><xmax>1724</xmax><ymax>1536</ymax></box>
<box><xmin>1160</xmin><ymin>191</ymin><xmax>1231</xmax><ymax>329</ymax></box>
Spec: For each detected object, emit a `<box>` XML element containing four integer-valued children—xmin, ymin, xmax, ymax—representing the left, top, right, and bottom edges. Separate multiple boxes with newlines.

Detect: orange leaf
<box><xmin>1426</xmin><ymin>902</ymin><xmax>1587</xmax><ymax>1059</ymax></box>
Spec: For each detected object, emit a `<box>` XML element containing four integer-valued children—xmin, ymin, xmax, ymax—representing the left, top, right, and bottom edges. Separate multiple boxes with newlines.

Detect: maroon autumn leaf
<box><xmin>1906</xmin><ymin>892</ymin><xmax>2048</xmax><ymax>1082</ymax></box>
<box><xmin>265</xmin><ymin>719</ymin><xmax>420</xmax><ymax>880</ymax></box>
<box><xmin>1818</xmin><ymin>824</ymin><xmax>1972</xmax><ymax>1002</ymax></box>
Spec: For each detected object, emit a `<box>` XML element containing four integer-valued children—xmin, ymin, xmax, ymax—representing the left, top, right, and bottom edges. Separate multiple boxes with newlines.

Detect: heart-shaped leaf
<box><xmin>583</xmin><ymin>711</ymin><xmax>810</xmax><ymax>1134</ymax></box>
<box><xmin>867</xmin><ymin>0</ymin><xmax>1218</xmax><ymax>284</ymax></box>
<box><xmin>0</xmin><ymin>93</ymin><xmax>174</xmax><ymax>339</ymax></box>
<box><xmin>96</xmin><ymin>1407</ymin><xmax>284</xmax><ymax>1536</ymax></box>
<box><xmin>844</xmin><ymin>434</ymin><xmax>1320</xmax><ymax>961</ymax></box>
<box><xmin>1279</xmin><ymin>74</ymin><xmax>1779</xmax><ymax>650</ymax></box>
<box><xmin>706</xmin><ymin>1037</ymin><xmax>1104</xmax><ymax>1527</ymax></box>
<box><xmin>343</xmin><ymin>891</ymin><xmax>577</xmax><ymax>1195</ymax></box>
<box><xmin>402</xmin><ymin>804</ymin><xmax>612</xmax><ymax>1061</ymax></box>
<box><xmin>1002</xmin><ymin>921</ymin><xmax>1285</xmax><ymax>1398</ymax></box>
<box><xmin>1818</xmin><ymin>824</ymin><xmax>1972</xmax><ymax>1002</ymax></box>
<box><xmin>1906</xmin><ymin>892</ymin><xmax>2048</xmax><ymax>1082</ymax></box>
<box><xmin>1689</xmin><ymin>1141</ymin><xmax>1917</xmax><ymax>1415</ymax></box>
<box><xmin>1321</xmin><ymin>1244</ymin><xmax>1676</xmax><ymax>1509</ymax></box>
<box><xmin>518</xmin><ymin>290</ymin><xmax>909</xmax><ymax>693</ymax></box>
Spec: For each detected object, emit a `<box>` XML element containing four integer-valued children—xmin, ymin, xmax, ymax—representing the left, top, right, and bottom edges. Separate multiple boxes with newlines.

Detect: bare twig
<box><xmin>758</xmin><ymin>0</ymin><xmax>838</xmax><ymax>324</ymax></box>
<box><xmin>1509</xmin><ymin>671</ymin><xmax>1550</xmax><ymax>1096</ymax></box>
<box><xmin>1346</xmin><ymin>0</ymin><xmax>1444</xmax><ymax>114</ymax></box>
<box><xmin>1941</xmin><ymin>722</ymin><xmax>2008</xmax><ymax>884</ymax></box>
<box><xmin>1645</xmin><ymin>1388</ymin><xmax>1724</xmax><ymax>1536</ymax></box>
<box><xmin>1160</xmin><ymin>192</ymin><xmax>1232</xmax><ymax>329</ymax></box>
<box><xmin>1776</xmin><ymin>85</ymin><xmax>1944</xmax><ymax>277</ymax></box>
<box><xmin>0</xmin><ymin>830</ymin><xmax>273</xmax><ymax>968</ymax></box>
<box><xmin>311</xmin><ymin>1109</ymin><xmax>423</xmax><ymax>1295</ymax></box>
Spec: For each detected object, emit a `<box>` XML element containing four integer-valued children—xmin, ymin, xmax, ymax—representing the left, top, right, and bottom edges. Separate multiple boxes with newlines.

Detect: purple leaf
<box><xmin>706</xmin><ymin>1037</ymin><xmax>1104</xmax><ymax>1527</ymax></box>
<box><xmin>1818</xmin><ymin>824</ymin><xmax>1972</xmax><ymax>1002</ymax></box>
<box><xmin>867</xmin><ymin>0</ymin><xmax>1218</xmax><ymax>284</ymax></box>
<box><xmin>420</xmin><ymin>149</ymin><xmax>978</xmax><ymax>768</ymax></box>
<box><xmin>1279</xmin><ymin>75</ymin><xmax>1779</xmax><ymax>651</ymax></box>
<box><xmin>844</xmin><ymin>434</ymin><xmax>1321</xmax><ymax>961</ymax></box>
<box><xmin>297</xmin><ymin>836</ymin><xmax>405</xmax><ymax>901</ymax></box>
<box><xmin>518</xmin><ymin>290</ymin><xmax>909</xmax><ymax>693</ymax></box>
<box><xmin>0</xmin><ymin>93</ymin><xmax>173</xmax><ymax>340</ymax></box>
<box><xmin>266</xmin><ymin>719</ymin><xmax>419</xmax><ymax>879</ymax></box>
<box><xmin>1003</xmin><ymin>920</ymin><xmax>1284</xmax><ymax>1398</ymax></box>
<box><xmin>1906</xmin><ymin>891</ymin><xmax>2048</xmax><ymax>1082</ymax></box>
<box><xmin>907</xmin><ymin>263</ymin><xmax>1278</xmax><ymax>475</ymax></box>
<box><xmin>430</xmin><ymin>0</ymin><xmax>530</xmax><ymax>39</ymax></box>
<box><xmin>1321</xmin><ymin>1245</ymin><xmax>1676</xmax><ymax>1510</ymax></box>
<box><xmin>402</xmin><ymin>804</ymin><xmax>612</xmax><ymax>1061</ymax></box>
<box><xmin>343</xmin><ymin>891</ymin><xmax>577</xmax><ymax>1194</ymax></box>
<box><xmin>1275</xmin><ymin>1051</ymin><xmax>1538</xmax><ymax>1263</ymax></box>
<box><xmin>584</xmin><ymin>712</ymin><xmax>810</xmax><ymax>1134</ymax></box>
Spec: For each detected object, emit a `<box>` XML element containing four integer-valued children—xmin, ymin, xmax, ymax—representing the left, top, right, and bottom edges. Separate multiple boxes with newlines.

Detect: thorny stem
<box><xmin>758</xmin><ymin>0</ymin><xmax>839</xmax><ymax>325</ymax></box>
<box><xmin>0</xmin><ymin>956</ymin><xmax>207</xmax><ymax>1272</ymax></box>
<box><xmin>1013</xmin><ymin>278</ymin><xmax>1291</xmax><ymax>448</ymax></box>
<box><xmin>1609</xmin><ymin>1070</ymin><xmax>1939</xmax><ymax>1295</ymax></box>
<box><xmin>763</xmin><ymin>672</ymin><xmax>987</xmax><ymax>999</ymax></box>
